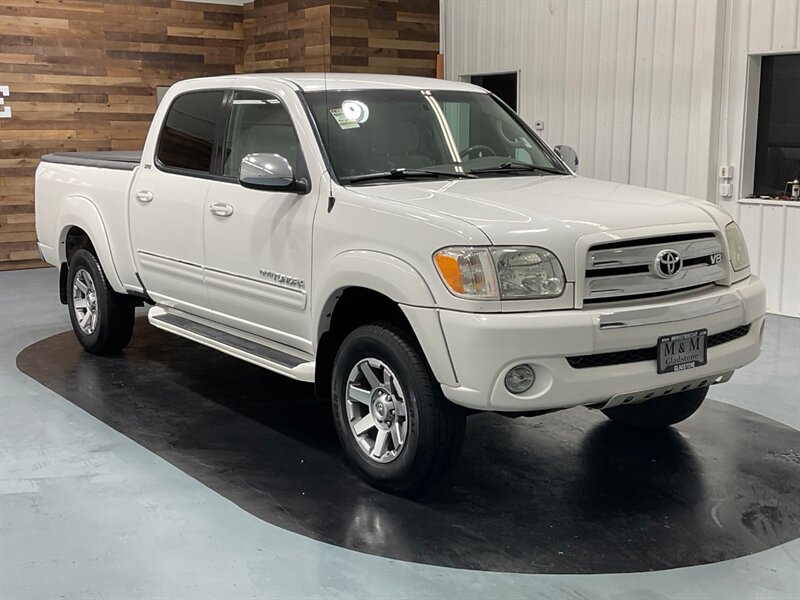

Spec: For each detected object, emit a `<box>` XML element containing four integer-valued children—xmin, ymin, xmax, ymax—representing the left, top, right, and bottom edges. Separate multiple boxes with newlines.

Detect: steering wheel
<box><xmin>459</xmin><ymin>144</ymin><xmax>498</xmax><ymax>160</ymax></box>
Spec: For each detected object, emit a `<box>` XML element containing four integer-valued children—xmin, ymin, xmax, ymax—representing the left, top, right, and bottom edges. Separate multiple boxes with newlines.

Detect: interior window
<box><xmin>157</xmin><ymin>91</ymin><xmax>224</xmax><ymax>173</ymax></box>
<box><xmin>223</xmin><ymin>91</ymin><xmax>300</xmax><ymax>178</ymax></box>
<box><xmin>753</xmin><ymin>54</ymin><xmax>800</xmax><ymax>197</ymax></box>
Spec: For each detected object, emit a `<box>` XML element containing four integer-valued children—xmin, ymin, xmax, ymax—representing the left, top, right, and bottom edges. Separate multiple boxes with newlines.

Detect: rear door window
<box><xmin>157</xmin><ymin>91</ymin><xmax>224</xmax><ymax>173</ymax></box>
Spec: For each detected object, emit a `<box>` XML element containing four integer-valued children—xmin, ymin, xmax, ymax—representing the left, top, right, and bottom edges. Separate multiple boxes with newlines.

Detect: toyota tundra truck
<box><xmin>34</xmin><ymin>74</ymin><xmax>766</xmax><ymax>492</ymax></box>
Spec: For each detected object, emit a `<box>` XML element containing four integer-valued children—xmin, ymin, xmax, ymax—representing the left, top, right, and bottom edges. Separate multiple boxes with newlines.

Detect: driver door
<box><xmin>202</xmin><ymin>88</ymin><xmax>317</xmax><ymax>353</ymax></box>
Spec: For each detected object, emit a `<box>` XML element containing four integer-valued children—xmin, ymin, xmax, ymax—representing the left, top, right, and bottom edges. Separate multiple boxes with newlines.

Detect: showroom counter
<box><xmin>737</xmin><ymin>198</ymin><xmax>800</xmax><ymax>317</ymax></box>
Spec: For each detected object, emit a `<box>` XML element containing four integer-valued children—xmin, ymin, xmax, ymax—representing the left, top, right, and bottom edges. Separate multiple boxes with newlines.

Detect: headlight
<box><xmin>433</xmin><ymin>246</ymin><xmax>565</xmax><ymax>300</ymax></box>
<box><xmin>490</xmin><ymin>247</ymin><xmax>566</xmax><ymax>298</ymax></box>
<box><xmin>725</xmin><ymin>222</ymin><xmax>750</xmax><ymax>272</ymax></box>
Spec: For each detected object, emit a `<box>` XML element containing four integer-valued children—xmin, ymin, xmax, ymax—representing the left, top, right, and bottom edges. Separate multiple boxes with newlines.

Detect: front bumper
<box><xmin>438</xmin><ymin>276</ymin><xmax>767</xmax><ymax>411</ymax></box>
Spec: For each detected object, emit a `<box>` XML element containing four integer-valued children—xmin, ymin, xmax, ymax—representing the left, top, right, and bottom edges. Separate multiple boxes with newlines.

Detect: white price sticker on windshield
<box><xmin>330</xmin><ymin>108</ymin><xmax>359</xmax><ymax>129</ymax></box>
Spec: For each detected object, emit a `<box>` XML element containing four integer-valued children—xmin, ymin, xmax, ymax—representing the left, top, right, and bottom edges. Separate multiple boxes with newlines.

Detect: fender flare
<box><xmin>55</xmin><ymin>195</ymin><xmax>126</xmax><ymax>293</ymax></box>
<box><xmin>315</xmin><ymin>250</ymin><xmax>435</xmax><ymax>333</ymax></box>
<box><xmin>314</xmin><ymin>250</ymin><xmax>458</xmax><ymax>387</ymax></box>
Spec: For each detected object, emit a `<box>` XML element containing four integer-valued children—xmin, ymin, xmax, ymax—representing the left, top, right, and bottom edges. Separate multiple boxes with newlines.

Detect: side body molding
<box><xmin>314</xmin><ymin>250</ymin><xmax>458</xmax><ymax>386</ymax></box>
<box><xmin>55</xmin><ymin>195</ymin><xmax>126</xmax><ymax>293</ymax></box>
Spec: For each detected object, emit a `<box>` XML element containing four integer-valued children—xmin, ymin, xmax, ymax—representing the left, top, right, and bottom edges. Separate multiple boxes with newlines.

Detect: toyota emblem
<box><xmin>654</xmin><ymin>249</ymin><xmax>682</xmax><ymax>278</ymax></box>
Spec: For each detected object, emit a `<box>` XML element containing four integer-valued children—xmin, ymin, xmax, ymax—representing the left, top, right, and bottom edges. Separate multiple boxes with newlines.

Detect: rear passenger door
<box><xmin>202</xmin><ymin>88</ymin><xmax>318</xmax><ymax>353</ymax></box>
<box><xmin>130</xmin><ymin>90</ymin><xmax>224</xmax><ymax>310</ymax></box>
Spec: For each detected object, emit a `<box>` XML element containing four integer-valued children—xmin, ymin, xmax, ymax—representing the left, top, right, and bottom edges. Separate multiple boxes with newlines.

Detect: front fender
<box><xmin>317</xmin><ymin>250</ymin><xmax>435</xmax><ymax>312</ymax></box>
<box><xmin>55</xmin><ymin>195</ymin><xmax>125</xmax><ymax>293</ymax></box>
<box><xmin>314</xmin><ymin>250</ymin><xmax>458</xmax><ymax>386</ymax></box>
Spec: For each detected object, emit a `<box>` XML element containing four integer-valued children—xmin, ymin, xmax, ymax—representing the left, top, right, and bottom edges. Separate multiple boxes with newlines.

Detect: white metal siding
<box><xmin>443</xmin><ymin>0</ymin><xmax>723</xmax><ymax>199</ymax></box>
<box><xmin>443</xmin><ymin>0</ymin><xmax>800</xmax><ymax>316</ymax></box>
<box><xmin>717</xmin><ymin>0</ymin><xmax>800</xmax><ymax>209</ymax></box>
<box><xmin>443</xmin><ymin>0</ymin><xmax>639</xmax><ymax>185</ymax></box>
<box><xmin>714</xmin><ymin>0</ymin><xmax>800</xmax><ymax>316</ymax></box>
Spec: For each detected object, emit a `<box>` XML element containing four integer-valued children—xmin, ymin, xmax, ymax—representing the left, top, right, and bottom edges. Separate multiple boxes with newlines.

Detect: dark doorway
<box><xmin>470</xmin><ymin>72</ymin><xmax>518</xmax><ymax>112</ymax></box>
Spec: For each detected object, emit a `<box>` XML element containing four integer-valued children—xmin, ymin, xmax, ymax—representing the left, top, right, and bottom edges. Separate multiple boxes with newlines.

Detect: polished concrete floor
<box><xmin>2</xmin><ymin>267</ymin><xmax>799</xmax><ymax>599</ymax></box>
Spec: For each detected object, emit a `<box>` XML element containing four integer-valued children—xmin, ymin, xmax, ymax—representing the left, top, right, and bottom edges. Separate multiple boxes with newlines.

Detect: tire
<box><xmin>331</xmin><ymin>323</ymin><xmax>466</xmax><ymax>494</ymax></box>
<box><xmin>602</xmin><ymin>386</ymin><xmax>708</xmax><ymax>429</ymax></box>
<box><xmin>67</xmin><ymin>249</ymin><xmax>135</xmax><ymax>355</ymax></box>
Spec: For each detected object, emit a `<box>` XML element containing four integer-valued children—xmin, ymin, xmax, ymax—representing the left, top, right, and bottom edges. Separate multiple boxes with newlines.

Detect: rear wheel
<box><xmin>331</xmin><ymin>323</ymin><xmax>466</xmax><ymax>493</ymax></box>
<box><xmin>602</xmin><ymin>387</ymin><xmax>708</xmax><ymax>428</ymax></box>
<box><xmin>67</xmin><ymin>249</ymin><xmax>135</xmax><ymax>355</ymax></box>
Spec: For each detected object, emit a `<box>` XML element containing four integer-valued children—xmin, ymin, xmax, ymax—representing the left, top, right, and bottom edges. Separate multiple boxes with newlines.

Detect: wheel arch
<box><xmin>55</xmin><ymin>196</ymin><xmax>125</xmax><ymax>293</ymax></box>
<box><xmin>313</xmin><ymin>251</ymin><xmax>457</xmax><ymax>399</ymax></box>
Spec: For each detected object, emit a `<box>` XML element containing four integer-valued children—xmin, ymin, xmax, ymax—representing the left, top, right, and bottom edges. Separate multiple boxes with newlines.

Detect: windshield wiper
<box><xmin>345</xmin><ymin>168</ymin><xmax>477</xmax><ymax>184</ymax></box>
<box><xmin>468</xmin><ymin>161</ymin><xmax>567</xmax><ymax>176</ymax></box>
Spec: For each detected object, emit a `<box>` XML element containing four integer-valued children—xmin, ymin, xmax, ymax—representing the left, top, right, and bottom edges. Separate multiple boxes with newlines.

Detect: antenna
<box><xmin>323</xmin><ymin>15</ymin><xmax>335</xmax><ymax>212</ymax></box>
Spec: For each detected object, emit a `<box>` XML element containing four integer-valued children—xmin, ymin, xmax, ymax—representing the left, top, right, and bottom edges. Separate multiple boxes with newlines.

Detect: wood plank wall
<box><xmin>0</xmin><ymin>0</ymin><xmax>243</xmax><ymax>271</ymax></box>
<box><xmin>242</xmin><ymin>0</ymin><xmax>439</xmax><ymax>76</ymax></box>
<box><xmin>243</xmin><ymin>1</ymin><xmax>331</xmax><ymax>73</ymax></box>
<box><xmin>0</xmin><ymin>0</ymin><xmax>438</xmax><ymax>271</ymax></box>
<box><xmin>329</xmin><ymin>0</ymin><xmax>439</xmax><ymax>76</ymax></box>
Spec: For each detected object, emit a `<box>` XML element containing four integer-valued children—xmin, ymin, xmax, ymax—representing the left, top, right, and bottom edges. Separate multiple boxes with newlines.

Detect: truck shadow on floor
<box><xmin>17</xmin><ymin>318</ymin><xmax>800</xmax><ymax>574</ymax></box>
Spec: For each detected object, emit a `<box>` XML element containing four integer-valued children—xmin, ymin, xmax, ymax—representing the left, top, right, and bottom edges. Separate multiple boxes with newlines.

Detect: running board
<box><xmin>148</xmin><ymin>307</ymin><xmax>315</xmax><ymax>382</ymax></box>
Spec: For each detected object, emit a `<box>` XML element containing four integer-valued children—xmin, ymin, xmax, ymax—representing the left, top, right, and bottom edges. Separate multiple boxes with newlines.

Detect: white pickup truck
<box><xmin>36</xmin><ymin>74</ymin><xmax>766</xmax><ymax>492</ymax></box>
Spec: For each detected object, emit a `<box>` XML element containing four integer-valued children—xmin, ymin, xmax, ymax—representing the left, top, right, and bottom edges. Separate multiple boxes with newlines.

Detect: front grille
<box><xmin>583</xmin><ymin>232</ymin><xmax>726</xmax><ymax>303</ymax></box>
<box><xmin>566</xmin><ymin>324</ymin><xmax>751</xmax><ymax>369</ymax></box>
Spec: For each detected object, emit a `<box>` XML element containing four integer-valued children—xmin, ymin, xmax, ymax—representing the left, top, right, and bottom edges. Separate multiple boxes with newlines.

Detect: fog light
<box><xmin>505</xmin><ymin>364</ymin><xmax>535</xmax><ymax>394</ymax></box>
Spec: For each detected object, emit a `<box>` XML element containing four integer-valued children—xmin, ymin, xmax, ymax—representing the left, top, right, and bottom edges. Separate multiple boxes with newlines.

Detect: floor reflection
<box><xmin>17</xmin><ymin>318</ymin><xmax>800</xmax><ymax>574</ymax></box>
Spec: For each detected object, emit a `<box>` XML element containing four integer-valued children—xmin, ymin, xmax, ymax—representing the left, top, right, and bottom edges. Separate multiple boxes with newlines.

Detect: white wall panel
<box><xmin>781</xmin><ymin>207</ymin><xmax>800</xmax><ymax>316</ymax></box>
<box><xmin>738</xmin><ymin>203</ymin><xmax>764</xmax><ymax>273</ymax></box>
<box><xmin>772</xmin><ymin>0</ymin><xmax>800</xmax><ymax>50</ymax></box>
<box><xmin>443</xmin><ymin>0</ymin><xmax>638</xmax><ymax>184</ymax></box>
<box><xmin>717</xmin><ymin>0</ymin><xmax>800</xmax><ymax>214</ymax></box>
<box><xmin>712</xmin><ymin>0</ymin><xmax>800</xmax><ymax>317</ymax></box>
<box><xmin>738</xmin><ymin>201</ymin><xmax>800</xmax><ymax>317</ymax></box>
<box><xmin>444</xmin><ymin>0</ymin><xmax>721</xmax><ymax>199</ymax></box>
<box><xmin>629</xmin><ymin>0</ymin><xmax>724</xmax><ymax>199</ymax></box>
<box><xmin>443</xmin><ymin>0</ymin><xmax>800</xmax><ymax>316</ymax></box>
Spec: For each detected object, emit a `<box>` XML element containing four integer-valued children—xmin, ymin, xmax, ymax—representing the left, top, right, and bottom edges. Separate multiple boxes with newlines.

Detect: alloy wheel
<box><xmin>345</xmin><ymin>358</ymin><xmax>409</xmax><ymax>463</ymax></box>
<box><xmin>72</xmin><ymin>268</ymin><xmax>99</xmax><ymax>335</ymax></box>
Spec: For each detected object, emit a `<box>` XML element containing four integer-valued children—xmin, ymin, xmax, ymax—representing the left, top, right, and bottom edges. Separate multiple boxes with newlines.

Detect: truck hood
<box><xmin>360</xmin><ymin>175</ymin><xmax>719</xmax><ymax>247</ymax></box>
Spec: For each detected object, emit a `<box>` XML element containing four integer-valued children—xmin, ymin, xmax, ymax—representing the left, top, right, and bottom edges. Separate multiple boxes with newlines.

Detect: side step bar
<box><xmin>148</xmin><ymin>306</ymin><xmax>315</xmax><ymax>382</ymax></box>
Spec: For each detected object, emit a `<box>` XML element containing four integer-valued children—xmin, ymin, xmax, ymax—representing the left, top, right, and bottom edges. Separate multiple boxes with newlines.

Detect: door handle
<box><xmin>209</xmin><ymin>202</ymin><xmax>234</xmax><ymax>217</ymax></box>
<box><xmin>135</xmin><ymin>190</ymin><xmax>154</xmax><ymax>203</ymax></box>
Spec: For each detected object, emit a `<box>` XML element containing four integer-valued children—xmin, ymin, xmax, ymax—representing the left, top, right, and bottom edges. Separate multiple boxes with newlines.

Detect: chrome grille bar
<box><xmin>583</xmin><ymin>233</ymin><xmax>725</xmax><ymax>302</ymax></box>
<box><xmin>587</xmin><ymin>238</ymin><xmax>723</xmax><ymax>270</ymax></box>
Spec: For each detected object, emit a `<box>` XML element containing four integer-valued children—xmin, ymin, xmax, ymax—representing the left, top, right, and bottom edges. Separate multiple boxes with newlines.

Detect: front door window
<box><xmin>222</xmin><ymin>91</ymin><xmax>300</xmax><ymax>178</ymax></box>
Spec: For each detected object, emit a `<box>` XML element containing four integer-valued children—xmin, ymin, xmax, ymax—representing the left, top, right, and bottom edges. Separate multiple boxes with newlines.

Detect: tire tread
<box><xmin>332</xmin><ymin>322</ymin><xmax>465</xmax><ymax>494</ymax></box>
<box><xmin>67</xmin><ymin>249</ymin><xmax>135</xmax><ymax>355</ymax></box>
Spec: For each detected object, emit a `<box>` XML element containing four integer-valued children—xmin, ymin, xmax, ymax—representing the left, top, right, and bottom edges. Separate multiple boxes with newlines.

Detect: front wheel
<box><xmin>67</xmin><ymin>249</ymin><xmax>135</xmax><ymax>355</ymax></box>
<box><xmin>602</xmin><ymin>387</ymin><xmax>708</xmax><ymax>428</ymax></box>
<box><xmin>331</xmin><ymin>323</ymin><xmax>466</xmax><ymax>494</ymax></box>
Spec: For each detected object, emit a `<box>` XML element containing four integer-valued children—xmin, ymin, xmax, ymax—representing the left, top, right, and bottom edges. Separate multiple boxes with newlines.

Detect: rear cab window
<box><xmin>156</xmin><ymin>91</ymin><xmax>225</xmax><ymax>174</ymax></box>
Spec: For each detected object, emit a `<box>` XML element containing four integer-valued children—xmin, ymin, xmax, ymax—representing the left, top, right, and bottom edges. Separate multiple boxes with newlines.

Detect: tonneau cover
<box><xmin>41</xmin><ymin>151</ymin><xmax>142</xmax><ymax>171</ymax></box>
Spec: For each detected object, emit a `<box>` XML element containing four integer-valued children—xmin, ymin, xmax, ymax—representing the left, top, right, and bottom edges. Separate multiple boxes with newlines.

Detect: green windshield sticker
<box><xmin>330</xmin><ymin>108</ymin><xmax>360</xmax><ymax>129</ymax></box>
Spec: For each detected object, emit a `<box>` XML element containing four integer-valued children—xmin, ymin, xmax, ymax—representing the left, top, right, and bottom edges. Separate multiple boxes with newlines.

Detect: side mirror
<box><xmin>239</xmin><ymin>153</ymin><xmax>309</xmax><ymax>193</ymax></box>
<box><xmin>554</xmin><ymin>145</ymin><xmax>579</xmax><ymax>172</ymax></box>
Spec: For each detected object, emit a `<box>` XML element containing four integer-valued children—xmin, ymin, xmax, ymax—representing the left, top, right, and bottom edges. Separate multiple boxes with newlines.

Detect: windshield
<box><xmin>303</xmin><ymin>89</ymin><xmax>568</xmax><ymax>184</ymax></box>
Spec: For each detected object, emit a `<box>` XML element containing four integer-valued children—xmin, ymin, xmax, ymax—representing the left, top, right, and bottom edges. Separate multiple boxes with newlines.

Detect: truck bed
<box><xmin>40</xmin><ymin>151</ymin><xmax>142</xmax><ymax>171</ymax></box>
<box><xmin>35</xmin><ymin>151</ymin><xmax>142</xmax><ymax>292</ymax></box>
